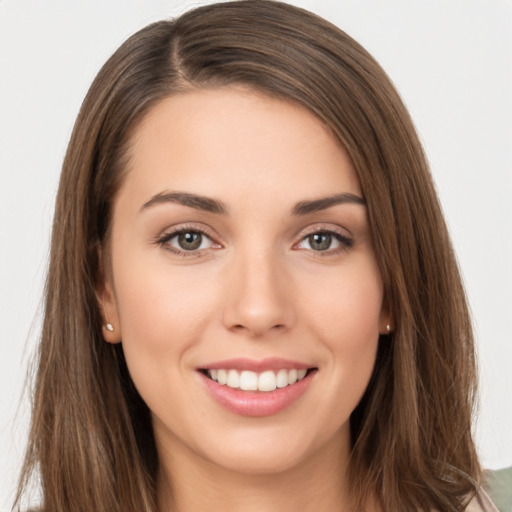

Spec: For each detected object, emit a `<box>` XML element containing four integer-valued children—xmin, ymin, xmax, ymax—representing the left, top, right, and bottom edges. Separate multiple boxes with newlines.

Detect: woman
<box><xmin>14</xmin><ymin>1</ymin><xmax>499</xmax><ymax>511</ymax></box>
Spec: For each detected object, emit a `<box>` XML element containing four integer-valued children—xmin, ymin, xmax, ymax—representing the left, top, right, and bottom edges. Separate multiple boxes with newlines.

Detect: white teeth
<box><xmin>258</xmin><ymin>370</ymin><xmax>277</xmax><ymax>392</ymax></box>
<box><xmin>217</xmin><ymin>369</ymin><xmax>227</xmax><ymax>385</ymax></box>
<box><xmin>207</xmin><ymin>368</ymin><xmax>309</xmax><ymax>391</ymax></box>
<box><xmin>240</xmin><ymin>371</ymin><xmax>258</xmax><ymax>390</ymax></box>
<box><xmin>227</xmin><ymin>369</ymin><xmax>239</xmax><ymax>388</ymax></box>
<box><xmin>276</xmin><ymin>369</ymin><xmax>288</xmax><ymax>388</ymax></box>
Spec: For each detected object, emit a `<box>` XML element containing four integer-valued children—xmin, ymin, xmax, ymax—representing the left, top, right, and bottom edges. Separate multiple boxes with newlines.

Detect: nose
<box><xmin>222</xmin><ymin>249</ymin><xmax>295</xmax><ymax>338</ymax></box>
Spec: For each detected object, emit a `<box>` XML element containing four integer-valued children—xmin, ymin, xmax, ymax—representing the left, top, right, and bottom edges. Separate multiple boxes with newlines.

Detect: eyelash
<box><xmin>294</xmin><ymin>227</ymin><xmax>353</xmax><ymax>257</ymax></box>
<box><xmin>155</xmin><ymin>226</ymin><xmax>353</xmax><ymax>258</ymax></box>
<box><xmin>155</xmin><ymin>225</ymin><xmax>220</xmax><ymax>258</ymax></box>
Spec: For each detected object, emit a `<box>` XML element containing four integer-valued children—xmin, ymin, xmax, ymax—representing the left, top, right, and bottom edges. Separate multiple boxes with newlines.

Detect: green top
<box><xmin>484</xmin><ymin>467</ymin><xmax>512</xmax><ymax>512</ymax></box>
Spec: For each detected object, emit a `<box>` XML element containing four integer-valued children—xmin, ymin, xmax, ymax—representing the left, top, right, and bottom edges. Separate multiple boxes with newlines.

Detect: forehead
<box><xmin>121</xmin><ymin>87</ymin><xmax>362</xmax><ymax>208</ymax></box>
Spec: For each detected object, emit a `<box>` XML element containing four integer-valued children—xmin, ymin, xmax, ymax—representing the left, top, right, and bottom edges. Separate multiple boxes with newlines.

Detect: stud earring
<box><xmin>105</xmin><ymin>323</ymin><xmax>114</xmax><ymax>332</ymax></box>
<box><xmin>386</xmin><ymin>324</ymin><xmax>391</xmax><ymax>334</ymax></box>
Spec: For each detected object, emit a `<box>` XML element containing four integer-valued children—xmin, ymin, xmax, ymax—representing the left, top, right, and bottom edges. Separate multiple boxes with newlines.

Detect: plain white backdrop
<box><xmin>1</xmin><ymin>0</ymin><xmax>511</xmax><ymax>509</ymax></box>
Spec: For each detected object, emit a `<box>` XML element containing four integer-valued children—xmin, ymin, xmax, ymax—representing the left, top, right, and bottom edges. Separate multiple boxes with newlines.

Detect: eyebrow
<box><xmin>141</xmin><ymin>190</ymin><xmax>365</xmax><ymax>216</ymax></box>
<box><xmin>292</xmin><ymin>192</ymin><xmax>365</xmax><ymax>215</ymax></box>
<box><xmin>141</xmin><ymin>191</ymin><xmax>228</xmax><ymax>214</ymax></box>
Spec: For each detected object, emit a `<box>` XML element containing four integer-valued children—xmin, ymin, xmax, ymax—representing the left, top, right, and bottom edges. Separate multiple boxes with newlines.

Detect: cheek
<box><xmin>301</xmin><ymin>257</ymin><xmax>383</xmax><ymax>395</ymax></box>
<box><xmin>111</xmin><ymin>252</ymin><xmax>220</xmax><ymax>383</ymax></box>
<box><xmin>111</xmin><ymin>255</ymin><xmax>224</xmax><ymax>422</ymax></box>
<box><xmin>305</xmin><ymin>258</ymin><xmax>383</xmax><ymax>343</ymax></box>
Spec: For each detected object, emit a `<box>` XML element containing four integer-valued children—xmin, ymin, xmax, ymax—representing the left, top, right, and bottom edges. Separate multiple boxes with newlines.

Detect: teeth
<box><xmin>217</xmin><ymin>369</ymin><xmax>227</xmax><ymax>385</ymax></box>
<box><xmin>276</xmin><ymin>369</ymin><xmax>288</xmax><ymax>388</ymax></box>
<box><xmin>258</xmin><ymin>370</ymin><xmax>276</xmax><ymax>392</ymax></box>
<box><xmin>240</xmin><ymin>370</ymin><xmax>258</xmax><ymax>390</ymax></box>
<box><xmin>227</xmin><ymin>369</ymin><xmax>239</xmax><ymax>388</ymax></box>
<box><xmin>206</xmin><ymin>368</ymin><xmax>309</xmax><ymax>392</ymax></box>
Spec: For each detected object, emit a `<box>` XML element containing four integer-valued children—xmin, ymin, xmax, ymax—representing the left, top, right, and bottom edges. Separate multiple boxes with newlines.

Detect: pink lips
<box><xmin>199</xmin><ymin>358</ymin><xmax>316</xmax><ymax>417</ymax></box>
<box><xmin>203</xmin><ymin>357</ymin><xmax>311</xmax><ymax>372</ymax></box>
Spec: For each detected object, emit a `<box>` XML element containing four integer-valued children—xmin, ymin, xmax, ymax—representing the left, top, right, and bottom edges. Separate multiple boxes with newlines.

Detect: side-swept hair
<box><xmin>16</xmin><ymin>1</ymin><xmax>480</xmax><ymax>511</ymax></box>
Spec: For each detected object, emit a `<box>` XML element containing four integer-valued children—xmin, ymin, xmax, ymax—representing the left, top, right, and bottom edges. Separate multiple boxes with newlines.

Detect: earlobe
<box><xmin>379</xmin><ymin>298</ymin><xmax>393</xmax><ymax>336</ymax></box>
<box><xmin>379</xmin><ymin>319</ymin><xmax>393</xmax><ymax>336</ymax></box>
<box><xmin>379</xmin><ymin>310</ymin><xmax>393</xmax><ymax>335</ymax></box>
<box><xmin>95</xmin><ymin>244</ymin><xmax>122</xmax><ymax>344</ymax></box>
<box><xmin>101</xmin><ymin>320</ymin><xmax>120</xmax><ymax>343</ymax></box>
<box><xmin>97</xmin><ymin>286</ymin><xmax>122</xmax><ymax>344</ymax></box>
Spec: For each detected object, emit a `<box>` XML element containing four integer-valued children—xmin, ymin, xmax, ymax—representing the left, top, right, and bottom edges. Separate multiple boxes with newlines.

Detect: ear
<box><xmin>95</xmin><ymin>243</ymin><xmax>122</xmax><ymax>344</ymax></box>
<box><xmin>378</xmin><ymin>294</ymin><xmax>393</xmax><ymax>336</ymax></box>
<box><xmin>379</xmin><ymin>317</ymin><xmax>393</xmax><ymax>336</ymax></box>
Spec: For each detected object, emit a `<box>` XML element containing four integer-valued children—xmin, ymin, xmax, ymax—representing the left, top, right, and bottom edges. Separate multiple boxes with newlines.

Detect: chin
<box><xmin>191</xmin><ymin>420</ymin><xmax>348</xmax><ymax>478</ymax></box>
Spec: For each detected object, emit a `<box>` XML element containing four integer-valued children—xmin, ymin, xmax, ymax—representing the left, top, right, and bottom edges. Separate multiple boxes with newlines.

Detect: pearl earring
<box><xmin>105</xmin><ymin>323</ymin><xmax>114</xmax><ymax>332</ymax></box>
<box><xmin>386</xmin><ymin>324</ymin><xmax>391</xmax><ymax>334</ymax></box>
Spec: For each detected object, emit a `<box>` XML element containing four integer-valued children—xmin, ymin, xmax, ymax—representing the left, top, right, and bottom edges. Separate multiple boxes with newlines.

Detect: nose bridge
<box><xmin>222</xmin><ymin>244</ymin><xmax>294</xmax><ymax>336</ymax></box>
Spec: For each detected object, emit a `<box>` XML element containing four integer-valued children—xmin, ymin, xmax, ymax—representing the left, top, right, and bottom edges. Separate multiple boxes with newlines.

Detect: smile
<box><xmin>198</xmin><ymin>359</ymin><xmax>318</xmax><ymax>417</ymax></box>
<box><xmin>206</xmin><ymin>368</ymin><xmax>308</xmax><ymax>392</ymax></box>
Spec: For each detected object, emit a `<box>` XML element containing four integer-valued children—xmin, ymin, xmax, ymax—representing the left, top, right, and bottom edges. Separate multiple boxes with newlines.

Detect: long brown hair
<box><xmin>15</xmin><ymin>1</ymin><xmax>480</xmax><ymax>510</ymax></box>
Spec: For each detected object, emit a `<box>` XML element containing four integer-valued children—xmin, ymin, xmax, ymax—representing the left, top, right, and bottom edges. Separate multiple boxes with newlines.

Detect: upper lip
<box><xmin>199</xmin><ymin>357</ymin><xmax>315</xmax><ymax>372</ymax></box>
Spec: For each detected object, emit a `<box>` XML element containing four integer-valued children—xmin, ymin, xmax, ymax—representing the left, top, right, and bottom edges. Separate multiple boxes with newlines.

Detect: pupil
<box><xmin>310</xmin><ymin>233</ymin><xmax>331</xmax><ymax>251</ymax></box>
<box><xmin>178</xmin><ymin>231</ymin><xmax>202</xmax><ymax>250</ymax></box>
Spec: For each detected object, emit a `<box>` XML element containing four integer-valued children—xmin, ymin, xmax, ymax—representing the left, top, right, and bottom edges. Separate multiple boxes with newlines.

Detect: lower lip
<box><xmin>200</xmin><ymin>370</ymin><xmax>316</xmax><ymax>417</ymax></box>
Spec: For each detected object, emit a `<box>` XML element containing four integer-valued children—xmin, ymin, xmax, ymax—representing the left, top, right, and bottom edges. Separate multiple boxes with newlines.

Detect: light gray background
<box><xmin>1</xmin><ymin>0</ymin><xmax>511</xmax><ymax>509</ymax></box>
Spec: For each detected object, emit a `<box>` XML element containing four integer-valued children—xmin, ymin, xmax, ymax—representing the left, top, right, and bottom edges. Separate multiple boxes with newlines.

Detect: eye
<box><xmin>157</xmin><ymin>228</ymin><xmax>218</xmax><ymax>254</ymax></box>
<box><xmin>296</xmin><ymin>230</ymin><xmax>353</xmax><ymax>253</ymax></box>
<box><xmin>305</xmin><ymin>232</ymin><xmax>335</xmax><ymax>251</ymax></box>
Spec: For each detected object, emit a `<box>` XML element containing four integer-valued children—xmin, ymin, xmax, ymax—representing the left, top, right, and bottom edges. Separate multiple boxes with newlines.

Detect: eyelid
<box><xmin>292</xmin><ymin>224</ymin><xmax>354</xmax><ymax>253</ymax></box>
<box><xmin>154</xmin><ymin>223</ymin><xmax>223</xmax><ymax>256</ymax></box>
<box><xmin>295</xmin><ymin>223</ymin><xmax>352</xmax><ymax>242</ymax></box>
<box><xmin>154</xmin><ymin>222</ymin><xmax>353</xmax><ymax>257</ymax></box>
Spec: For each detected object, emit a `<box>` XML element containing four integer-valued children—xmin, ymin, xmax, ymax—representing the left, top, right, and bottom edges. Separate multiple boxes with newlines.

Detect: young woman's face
<box><xmin>102</xmin><ymin>88</ymin><xmax>388</xmax><ymax>477</ymax></box>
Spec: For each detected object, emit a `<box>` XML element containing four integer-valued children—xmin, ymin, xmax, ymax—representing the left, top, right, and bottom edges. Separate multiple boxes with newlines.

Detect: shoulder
<box><xmin>483</xmin><ymin>466</ymin><xmax>512</xmax><ymax>512</ymax></box>
<box><xmin>464</xmin><ymin>488</ymin><xmax>500</xmax><ymax>512</ymax></box>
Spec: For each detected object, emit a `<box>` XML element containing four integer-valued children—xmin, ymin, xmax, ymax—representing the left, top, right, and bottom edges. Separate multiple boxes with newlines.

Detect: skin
<box><xmin>99</xmin><ymin>87</ymin><xmax>388</xmax><ymax>512</ymax></box>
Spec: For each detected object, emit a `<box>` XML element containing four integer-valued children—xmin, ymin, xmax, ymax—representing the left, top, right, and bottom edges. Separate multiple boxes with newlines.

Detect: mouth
<box><xmin>200</xmin><ymin>367</ymin><xmax>315</xmax><ymax>392</ymax></box>
<box><xmin>197</xmin><ymin>359</ymin><xmax>318</xmax><ymax>417</ymax></box>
